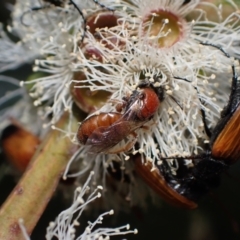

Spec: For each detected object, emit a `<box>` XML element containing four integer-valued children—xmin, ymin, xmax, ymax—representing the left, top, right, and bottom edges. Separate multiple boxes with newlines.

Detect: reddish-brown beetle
<box><xmin>77</xmin><ymin>83</ymin><xmax>164</xmax><ymax>153</ymax></box>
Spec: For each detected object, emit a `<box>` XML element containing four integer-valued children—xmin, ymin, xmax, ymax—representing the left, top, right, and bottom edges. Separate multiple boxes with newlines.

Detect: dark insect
<box><xmin>134</xmin><ymin>43</ymin><xmax>240</xmax><ymax>209</ymax></box>
<box><xmin>77</xmin><ymin>83</ymin><xmax>164</xmax><ymax>154</ymax></box>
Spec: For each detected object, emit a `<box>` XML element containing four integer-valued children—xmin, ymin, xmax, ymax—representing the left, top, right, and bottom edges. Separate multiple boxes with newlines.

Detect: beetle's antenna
<box><xmin>174</xmin><ymin>76</ymin><xmax>212</xmax><ymax>138</ymax></box>
<box><xmin>159</xmin><ymin>155</ymin><xmax>200</xmax><ymax>160</ymax></box>
<box><xmin>200</xmin><ymin>42</ymin><xmax>240</xmax><ymax>119</ymax></box>
<box><xmin>200</xmin><ymin>42</ymin><xmax>230</xmax><ymax>58</ymax></box>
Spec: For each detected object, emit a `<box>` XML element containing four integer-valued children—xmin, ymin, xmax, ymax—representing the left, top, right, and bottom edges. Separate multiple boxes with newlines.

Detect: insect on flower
<box><xmin>135</xmin><ymin>43</ymin><xmax>240</xmax><ymax>209</ymax></box>
<box><xmin>77</xmin><ymin>82</ymin><xmax>164</xmax><ymax>154</ymax></box>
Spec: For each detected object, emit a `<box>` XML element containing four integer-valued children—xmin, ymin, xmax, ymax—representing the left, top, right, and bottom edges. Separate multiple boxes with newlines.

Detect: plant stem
<box><xmin>0</xmin><ymin>113</ymin><xmax>78</xmax><ymax>240</ymax></box>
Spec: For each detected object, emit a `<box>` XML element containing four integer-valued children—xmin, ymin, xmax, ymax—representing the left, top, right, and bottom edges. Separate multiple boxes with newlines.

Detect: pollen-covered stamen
<box><xmin>44</xmin><ymin>171</ymin><xmax>137</xmax><ymax>239</ymax></box>
<box><xmin>143</xmin><ymin>10</ymin><xmax>185</xmax><ymax>48</ymax></box>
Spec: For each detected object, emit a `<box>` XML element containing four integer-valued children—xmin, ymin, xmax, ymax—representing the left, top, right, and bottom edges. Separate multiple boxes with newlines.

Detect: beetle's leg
<box><xmin>173</xmin><ymin>76</ymin><xmax>212</xmax><ymax>138</ymax></box>
<box><xmin>200</xmin><ymin>42</ymin><xmax>239</xmax><ymax>118</ymax></box>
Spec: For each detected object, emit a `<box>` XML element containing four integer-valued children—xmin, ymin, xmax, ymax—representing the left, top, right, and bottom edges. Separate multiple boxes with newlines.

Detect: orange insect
<box><xmin>77</xmin><ymin>83</ymin><xmax>164</xmax><ymax>153</ymax></box>
<box><xmin>1</xmin><ymin>122</ymin><xmax>40</xmax><ymax>172</ymax></box>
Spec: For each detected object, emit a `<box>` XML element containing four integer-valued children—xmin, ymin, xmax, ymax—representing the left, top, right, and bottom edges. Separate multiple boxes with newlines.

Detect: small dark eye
<box><xmin>139</xmin><ymin>92</ymin><xmax>146</xmax><ymax>100</ymax></box>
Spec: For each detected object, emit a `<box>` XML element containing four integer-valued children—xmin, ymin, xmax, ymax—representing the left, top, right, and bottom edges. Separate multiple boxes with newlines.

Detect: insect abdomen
<box><xmin>77</xmin><ymin>112</ymin><xmax>122</xmax><ymax>144</ymax></box>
